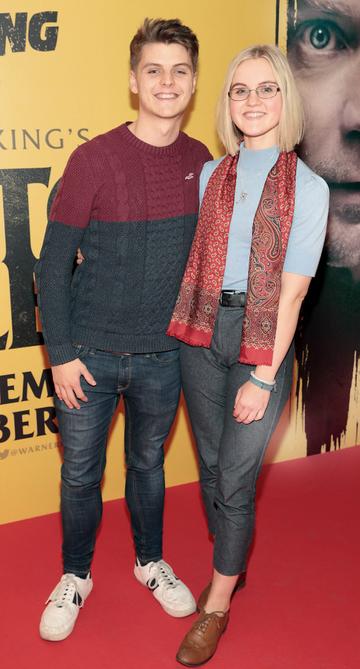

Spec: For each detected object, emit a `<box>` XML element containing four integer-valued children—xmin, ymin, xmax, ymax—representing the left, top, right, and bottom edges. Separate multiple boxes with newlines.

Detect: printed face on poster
<box><xmin>286</xmin><ymin>0</ymin><xmax>360</xmax><ymax>455</ymax></box>
<box><xmin>288</xmin><ymin>0</ymin><xmax>360</xmax><ymax>272</ymax></box>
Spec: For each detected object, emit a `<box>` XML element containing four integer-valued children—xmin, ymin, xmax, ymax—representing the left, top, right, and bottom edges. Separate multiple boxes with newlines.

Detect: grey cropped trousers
<box><xmin>180</xmin><ymin>304</ymin><xmax>293</xmax><ymax>575</ymax></box>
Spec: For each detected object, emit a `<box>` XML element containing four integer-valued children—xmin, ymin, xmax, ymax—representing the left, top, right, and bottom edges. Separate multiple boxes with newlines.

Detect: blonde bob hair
<box><xmin>217</xmin><ymin>44</ymin><xmax>304</xmax><ymax>155</ymax></box>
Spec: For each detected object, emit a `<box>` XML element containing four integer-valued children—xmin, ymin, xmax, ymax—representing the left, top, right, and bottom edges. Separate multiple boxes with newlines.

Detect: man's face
<box><xmin>288</xmin><ymin>0</ymin><xmax>360</xmax><ymax>275</ymax></box>
<box><xmin>129</xmin><ymin>42</ymin><xmax>196</xmax><ymax>123</ymax></box>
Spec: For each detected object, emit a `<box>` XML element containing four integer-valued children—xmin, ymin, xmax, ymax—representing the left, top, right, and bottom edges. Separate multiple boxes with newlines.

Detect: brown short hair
<box><xmin>130</xmin><ymin>18</ymin><xmax>199</xmax><ymax>72</ymax></box>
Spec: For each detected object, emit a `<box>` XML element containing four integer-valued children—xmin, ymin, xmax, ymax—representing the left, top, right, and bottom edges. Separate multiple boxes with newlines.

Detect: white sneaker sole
<box><xmin>134</xmin><ymin>566</ymin><xmax>196</xmax><ymax>618</ymax></box>
<box><xmin>39</xmin><ymin>617</ymin><xmax>78</xmax><ymax>642</ymax></box>
<box><xmin>159</xmin><ymin>601</ymin><xmax>196</xmax><ymax>618</ymax></box>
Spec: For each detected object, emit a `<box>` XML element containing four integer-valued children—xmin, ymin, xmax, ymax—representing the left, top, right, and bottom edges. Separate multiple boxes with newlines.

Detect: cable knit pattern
<box><xmin>142</xmin><ymin>152</ymin><xmax>184</xmax><ymax>220</ymax></box>
<box><xmin>101</xmin><ymin>133</ymin><xmax>129</xmax><ymax>221</ymax></box>
<box><xmin>35</xmin><ymin>123</ymin><xmax>211</xmax><ymax>366</ymax></box>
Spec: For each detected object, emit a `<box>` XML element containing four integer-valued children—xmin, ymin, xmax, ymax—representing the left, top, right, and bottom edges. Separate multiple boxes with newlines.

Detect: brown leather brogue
<box><xmin>196</xmin><ymin>572</ymin><xmax>246</xmax><ymax>612</ymax></box>
<box><xmin>176</xmin><ymin>609</ymin><xmax>229</xmax><ymax>666</ymax></box>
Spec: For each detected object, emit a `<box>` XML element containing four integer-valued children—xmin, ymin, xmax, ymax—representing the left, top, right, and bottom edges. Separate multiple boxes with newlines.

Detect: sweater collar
<box><xmin>116</xmin><ymin>122</ymin><xmax>186</xmax><ymax>157</ymax></box>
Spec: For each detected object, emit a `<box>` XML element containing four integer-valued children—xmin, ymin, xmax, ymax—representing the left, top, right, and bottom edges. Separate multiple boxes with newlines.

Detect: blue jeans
<box><xmin>180</xmin><ymin>305</ymin><xmax>293</xmax><ymax>576</ymax></box>
<box><xmin>55</xmin><ymin>346</ymin><xmax>181</xmax><ymax>577</ymax></box>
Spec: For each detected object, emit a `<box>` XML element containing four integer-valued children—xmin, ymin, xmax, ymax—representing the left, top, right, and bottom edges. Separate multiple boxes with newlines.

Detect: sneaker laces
<box><xmin>150</xmin><ymin>560</ymin><xmax>179</xmax><ymax>591</ymax></box>
<box><xmin>46</xmin><ymin>574</ymin><xmax>83</xmax><ymax>608</ymax></box>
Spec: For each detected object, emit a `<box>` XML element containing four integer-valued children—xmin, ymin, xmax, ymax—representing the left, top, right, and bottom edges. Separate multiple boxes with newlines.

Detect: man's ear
<box><xmin>129</xmin><ymin>70</ymin><xmax>138</xmax><ymax>95</ymax></box>
<box><xmin>192</xmin><ymin>73</ymin><xmax>197</xmax><ymax>95</ymax></box>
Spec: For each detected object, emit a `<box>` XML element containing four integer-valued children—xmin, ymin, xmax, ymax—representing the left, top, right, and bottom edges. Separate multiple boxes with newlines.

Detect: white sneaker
<box><xmin>134</xmin><ymin>558</ymin><xmax>196</xmax><ymax>618</ymax></box>
<box><xmin>39</xmin><ymin>573</ymin><xmax>93</xmax><ymax>641</ymax></box>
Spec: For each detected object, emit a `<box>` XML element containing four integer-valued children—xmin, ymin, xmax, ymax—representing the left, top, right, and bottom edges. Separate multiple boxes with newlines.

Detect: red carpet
<box><xmin>2</xmin><ymin>447</ymin><xmax>360</xmax><ymax>669</ymax></box>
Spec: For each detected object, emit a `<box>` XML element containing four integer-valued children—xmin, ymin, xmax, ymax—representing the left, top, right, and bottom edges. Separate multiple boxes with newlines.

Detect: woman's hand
<box><xmin>233</xmin><ymin>380</ymin><xmax>271</xmax><ymax>424</ymax></box>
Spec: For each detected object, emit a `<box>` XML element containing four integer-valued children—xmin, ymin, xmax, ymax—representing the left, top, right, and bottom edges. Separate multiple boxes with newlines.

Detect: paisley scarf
<box><xmin>167</xmin><ymin>149</ymin><xmax>297</xmax><ymax>365</ymax></box>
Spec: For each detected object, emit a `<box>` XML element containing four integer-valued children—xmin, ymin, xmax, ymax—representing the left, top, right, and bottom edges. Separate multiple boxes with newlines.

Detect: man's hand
<box><xmin>233</xmin><ymin>380</ymin><xmax>271</xmax><ymax>424</ymax></box>
<box><xmin>52</xmin><ymin>359</ymin><xmax>96</xmax><ymax>409</ymax></box>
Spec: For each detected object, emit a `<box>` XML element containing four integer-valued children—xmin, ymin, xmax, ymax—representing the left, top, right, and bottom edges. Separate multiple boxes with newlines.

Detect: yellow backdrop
<box><xmin>0</xmin><ymin>0</ymin><xmax>343</xmax><ymax>524</ymax></box>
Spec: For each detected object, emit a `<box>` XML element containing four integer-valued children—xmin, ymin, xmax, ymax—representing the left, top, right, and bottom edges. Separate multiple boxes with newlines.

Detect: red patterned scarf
<box><xmin>167</xmin><ymin>149</ymin><xmax>297</xmax><ymax>366</ymax></box>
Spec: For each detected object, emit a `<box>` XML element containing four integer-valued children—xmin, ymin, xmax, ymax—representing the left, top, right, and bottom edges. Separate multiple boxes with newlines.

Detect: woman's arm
<box><xmin>233</xmin><ymin>166</ymin><xmax>329</xmax><ymax>425</ymax></box>
<box><xmin>233</xmin><ymin>271</ymin><xmax>310</xmax><ymax>424</ymax></box>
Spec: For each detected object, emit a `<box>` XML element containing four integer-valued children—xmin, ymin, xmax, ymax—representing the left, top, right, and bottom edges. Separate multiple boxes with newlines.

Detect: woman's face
<box><xmin>229</xmin><ymin>57</ymin><xmax>282</xmax><ymax>149</ymax></box>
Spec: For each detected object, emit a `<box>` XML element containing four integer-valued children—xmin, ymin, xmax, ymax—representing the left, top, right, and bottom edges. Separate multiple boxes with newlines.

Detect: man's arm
<box><xmin>35</xmin><ymin>146</ymin><xmax>97</xmax><ymax>409</ymax></box>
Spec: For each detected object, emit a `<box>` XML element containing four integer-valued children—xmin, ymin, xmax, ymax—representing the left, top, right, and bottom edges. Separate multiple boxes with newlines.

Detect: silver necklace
<box><xmin>236</xmin><ymin>166</ymin><xmax>266</xmax><ymax>203</ymax></box>
<box><xmin>236</xmin><ymin>168</ymin><xmax>248</xmax><ymax>203</ymax></box>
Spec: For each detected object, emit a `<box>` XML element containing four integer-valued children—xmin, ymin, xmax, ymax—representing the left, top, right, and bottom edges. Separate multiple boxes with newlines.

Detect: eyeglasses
<box><xmin>228</xmin><ymin>84</ymin><xmax>280</xmax><ymax>101</ymax></box>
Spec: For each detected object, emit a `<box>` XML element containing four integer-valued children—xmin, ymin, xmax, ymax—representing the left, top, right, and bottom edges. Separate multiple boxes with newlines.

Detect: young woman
<box><xmin>167</xmin><ymin>45</ymin><xmax>329</xmax><ymax>666</ymax></box>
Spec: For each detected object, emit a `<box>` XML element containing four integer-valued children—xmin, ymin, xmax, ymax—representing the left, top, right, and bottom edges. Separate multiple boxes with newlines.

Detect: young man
<box><xmin>36</xmin><ymin>18</ymin><xmax>211</xmax><ymax>641</ymax></box>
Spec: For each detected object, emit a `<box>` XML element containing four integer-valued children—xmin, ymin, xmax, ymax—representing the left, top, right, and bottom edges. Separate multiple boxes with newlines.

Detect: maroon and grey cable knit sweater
<box><xmin>35</xmin><ymin>123</ymin><xmax>212</xmax><ymax>366</ymax></box>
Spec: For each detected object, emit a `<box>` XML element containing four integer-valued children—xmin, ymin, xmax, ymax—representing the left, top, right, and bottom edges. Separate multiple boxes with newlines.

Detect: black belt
<box><xmin>219</xmin><ymin>290</ymin><xmax>246</xmax><ymax>307</ymax></box>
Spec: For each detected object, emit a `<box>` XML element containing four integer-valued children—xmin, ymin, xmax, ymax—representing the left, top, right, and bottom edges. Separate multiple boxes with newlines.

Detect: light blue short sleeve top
<box><xmin>199</xmin><ymin>144</ymin><xmax>329</xmax><ymax>292</ymax></box>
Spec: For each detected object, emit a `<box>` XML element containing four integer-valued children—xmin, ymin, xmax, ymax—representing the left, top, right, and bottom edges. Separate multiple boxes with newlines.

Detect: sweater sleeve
<box><xmin>35</xmin><ymin>146</ymin><xmax>97</xmax><ymax>366</ymax></box>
